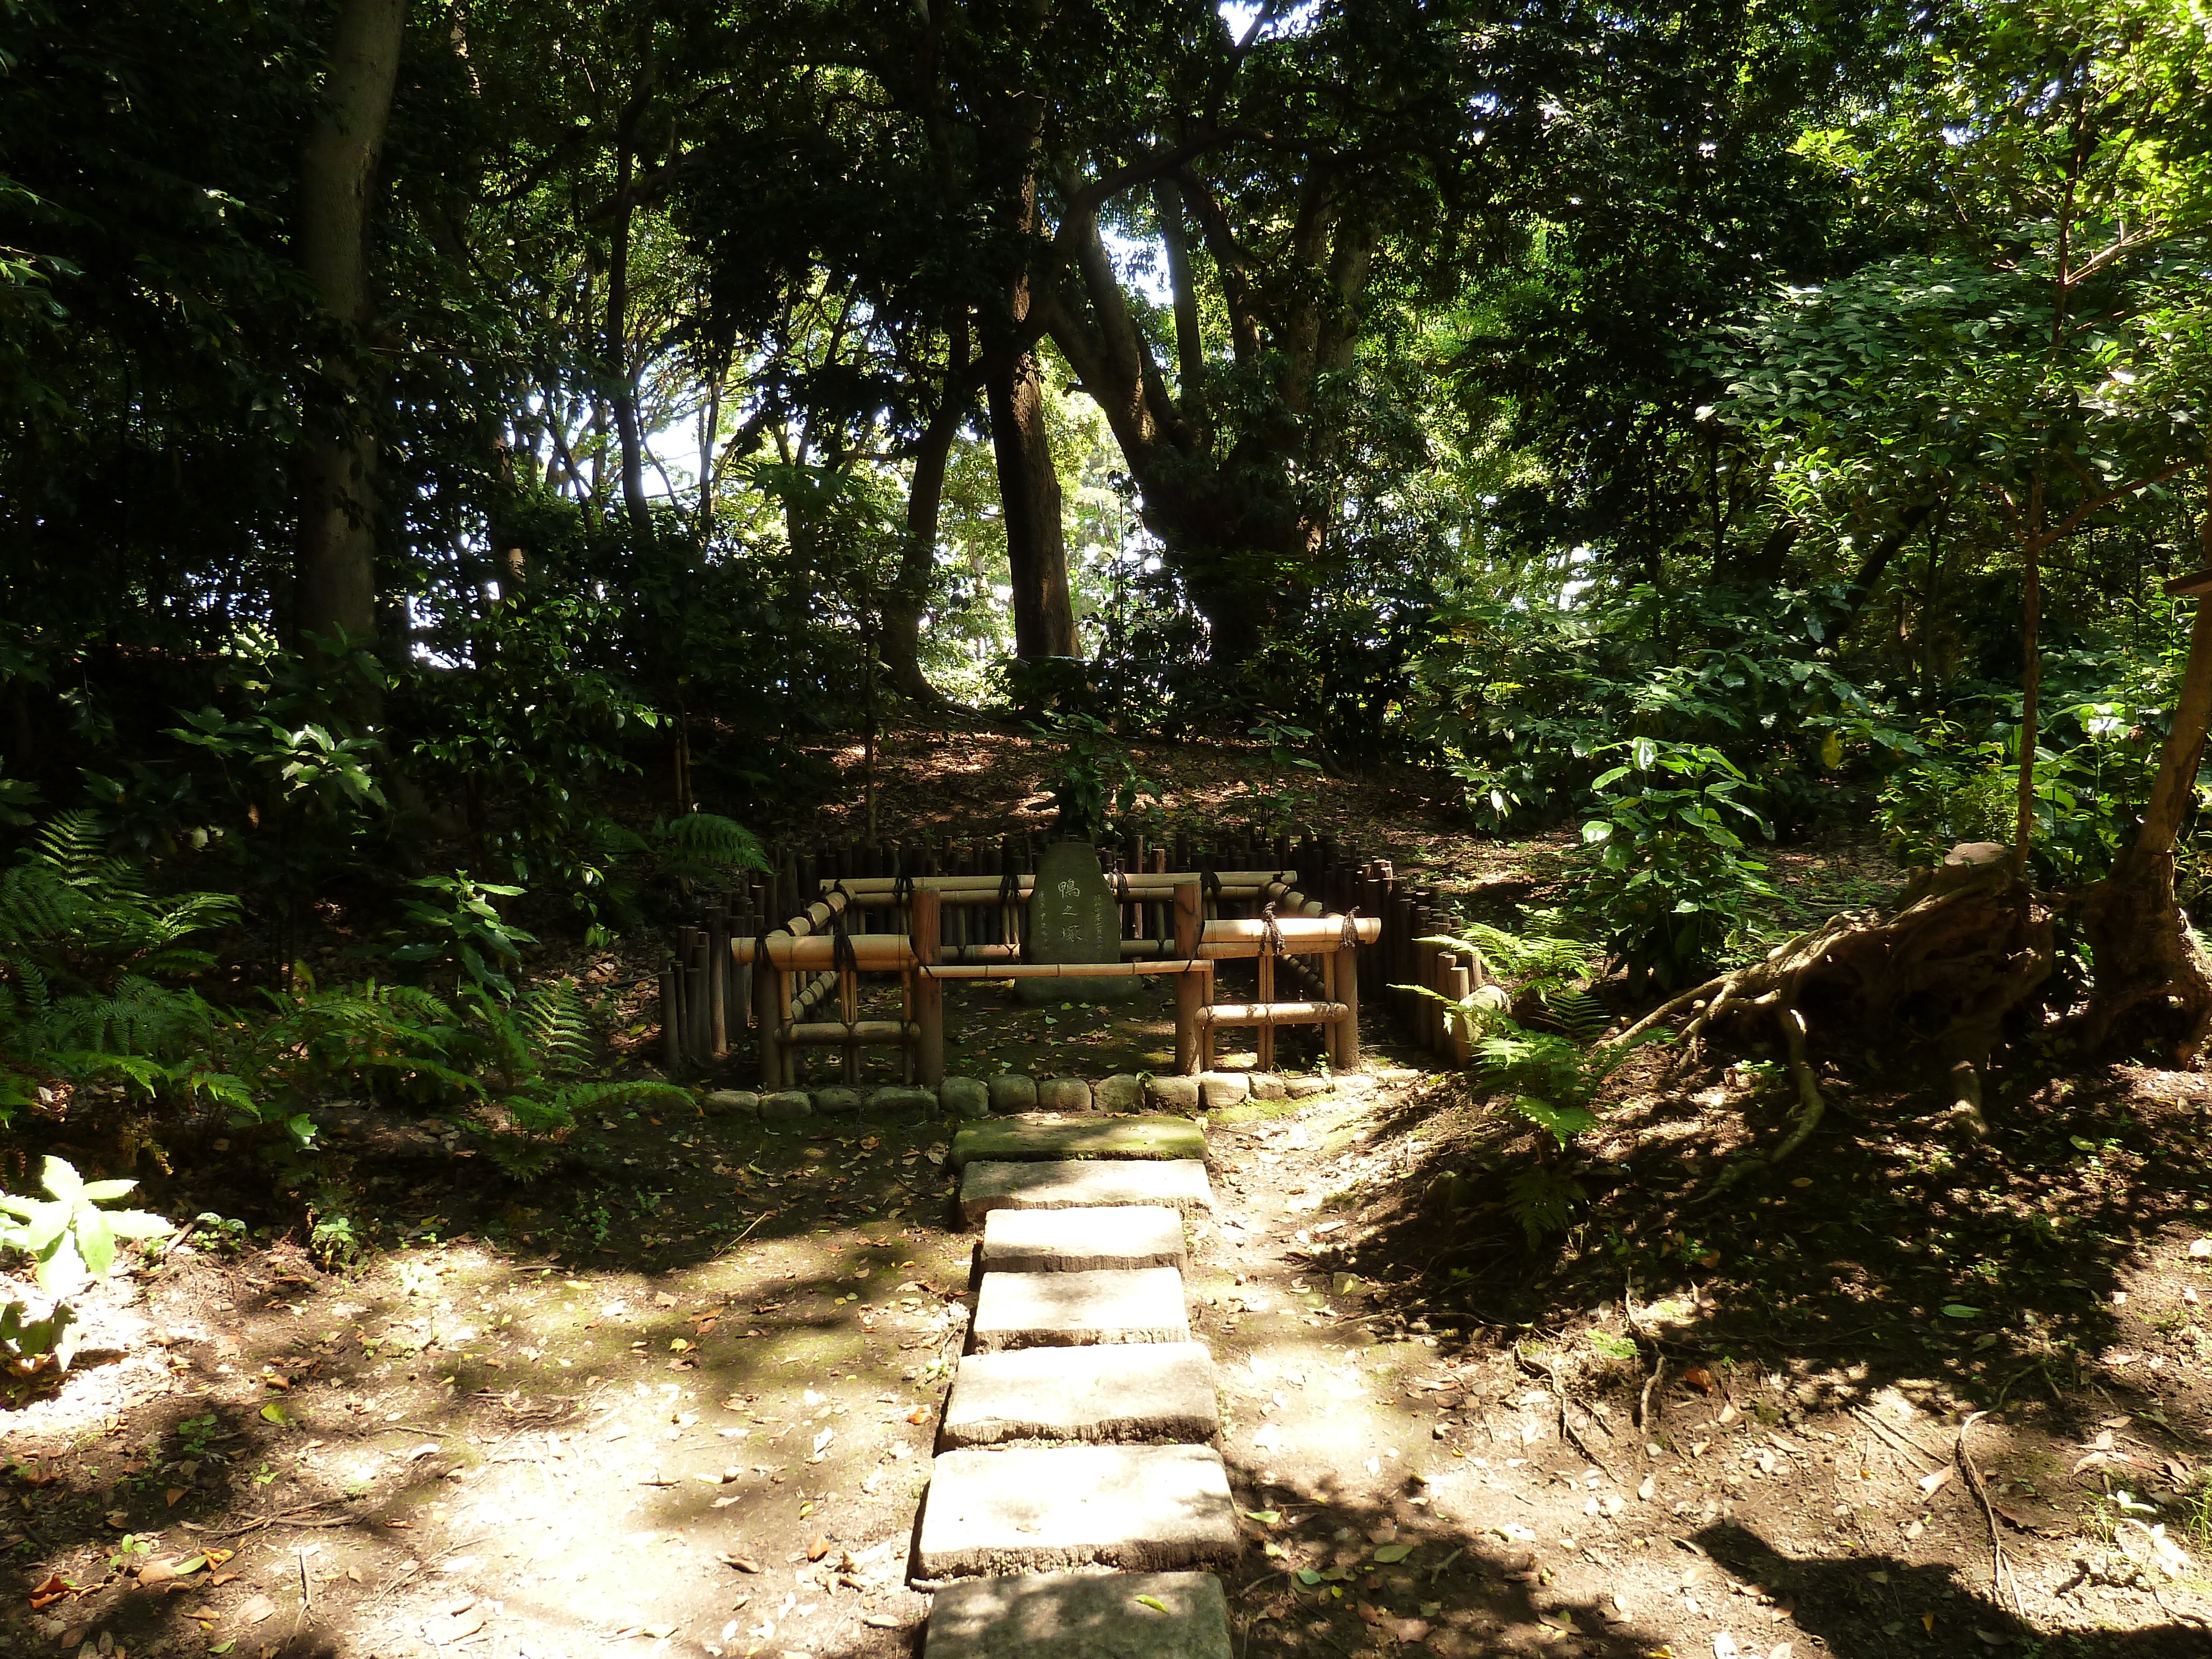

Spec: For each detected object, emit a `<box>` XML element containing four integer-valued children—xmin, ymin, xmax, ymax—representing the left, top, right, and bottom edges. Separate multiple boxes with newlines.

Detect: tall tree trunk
<box><xmin>295</xmin><ymin>0</ymin><xmax>406</xmax><ymax>661</ymax></box>
<box><xmin>606</xmin><ymin>94</ymin><xmax>654</xmax><ymax>549</ymax></box>
<box><xmin>2079</xmin><ymin>462</ymin><xmax>2212</xmax><ymax>1062</ymax></box>
<box><xmin>989</xmin><ymin>348</ymin><xmax>1077</xmax><ymax>660</ymax></box>
<box><xmin>883</xmin><ymin>324</ymin><xmax>969</xmax><ymax>705</ymax></box>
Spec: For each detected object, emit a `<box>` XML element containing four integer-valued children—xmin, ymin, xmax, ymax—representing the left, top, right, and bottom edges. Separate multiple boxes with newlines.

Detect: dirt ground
<box><xmin>9</xmin><ymin>1011</ymin><xmax>2211</xmax><ymax>1659</ymax></box>
<box><xmin>8</xmin><ymin>728</ymin><xmax>2212</xmax><ymax>1659</ymax></box>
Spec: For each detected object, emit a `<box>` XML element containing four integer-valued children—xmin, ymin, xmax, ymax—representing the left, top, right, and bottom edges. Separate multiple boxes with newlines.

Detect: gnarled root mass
<box><xmin>1609</xmin><ymin>842</ymin><xmax>2054</xmax><ymax>1190</ymax></box>
<box><xmin>2076</xmin><ymin>851</ymin><xmax>2212</xmax><ymax>1066</ymax></box>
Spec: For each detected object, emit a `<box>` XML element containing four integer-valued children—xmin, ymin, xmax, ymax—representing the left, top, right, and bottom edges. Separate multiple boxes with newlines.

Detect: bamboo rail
<box><xmin>658</xmin><ymin>827</ymin><xmax>1490</xmax><ymax>1083</ymax></box>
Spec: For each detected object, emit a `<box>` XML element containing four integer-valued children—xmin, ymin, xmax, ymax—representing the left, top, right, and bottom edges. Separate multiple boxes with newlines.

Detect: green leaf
<box><xmin>1134</xmin><ymin>1595</ymin><xmax>1171</xmax><ymax>1614</ymax></box>
<box><xmin>79</xmin><ymin>1178</ymin><xmax>138</xmax><ymax>1202</ymax></box>
<box><xmin>1940</xmin><ymin>1305</ymin><xmax>1981</xmax><ymax>1319</ymax></box>
<box><xmin>260</xmin><ymin>1402</ymin><xmax>290</xmax><ymax>1426</ymax></box>
<box><xmin>40</xmin><ymin>1155</ymin><xmax>84</xmax><ymax>1203</ymax></box>
<box><xmin>1242</xmin><ymin>1509</ymin><xmax>1282</xmax><ymax>1526</ymax></box>
<box><xmin>104</xmin><ymin>1210</ymin><xmax>174</xmax><ymax>1241</ymax></box>
<box><xmin>1295</xmin><ymin>1568</ymin><xmax>1323</xmax><ymax>1586</ymax></box>
<box><xmin>1373</xmin><ymin>1543</ymin><xmax>1414</xmax><ymax>1563</ymax></box>
<box><xmin>75</xmin><ymin>1208</ymin><xmax>117</xmax><ymax>1277</ymax></box>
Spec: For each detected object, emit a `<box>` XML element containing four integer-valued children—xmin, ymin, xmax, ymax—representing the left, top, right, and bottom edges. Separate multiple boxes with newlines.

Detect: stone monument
<box><xmin>1018</xmin><ymin>839</ymin><xmax>1139</xmax><ymax>1004</ymax></box>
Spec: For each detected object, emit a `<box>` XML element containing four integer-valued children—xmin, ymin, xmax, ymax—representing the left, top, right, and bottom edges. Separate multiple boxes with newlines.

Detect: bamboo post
<box><xmin>1331</xmin><ymin>931</ymin><xmax>1363</xmax><ymax>1073</ymax></box>
<box><xmin>660</xmin><ymin>963</ymin><xmax>682</xmax><ymax>1075</ymax></box>
<box><xmin>1412</xmin><ymin>905</ymin><xmax>1439</xmax><ymax>1052</ymax></box>
<box><xmin>708</xmin><ymin>912</ymin><xmax>729</xmax><ymax>1060</ymax></box>
<box><xmin>754</xmin><ymin>944</ymin><xmax>782</xmax><ymax>1088</ymax></box>
<box><xmin>910</xmin><ymin>888</ymin><xmax>944</xmax><ymax>1087</ymax></box>
<box><xmin>1445</xmin><ymin>957</ymin><xmax>1472</xmax><ymax>1065</ymax></box>
<box><xmin>1255</xmin><ymin>943</ymin><xmax>1276</xmax><ymax>1073</ymax></box>
<box><xmin>1174</xmin><ymin>880</ymin><xmax>1203</xmax><ymax>1076</ymax></box>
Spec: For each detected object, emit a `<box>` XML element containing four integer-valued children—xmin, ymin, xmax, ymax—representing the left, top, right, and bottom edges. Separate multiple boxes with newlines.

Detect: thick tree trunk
<box><xmin>988</xmin><ymin>348</ymin><xmax>1077</xmax><ymax>660</ymax></box>
<box><xmin>2079</xmin><ymin>470</ymin><xmax>2212</xmax><ymax>1062</ymax></box>
<box><xmin>295</xmin><ymin>0</ymin><xmax>406</xmax><ymax>656</ymax></box>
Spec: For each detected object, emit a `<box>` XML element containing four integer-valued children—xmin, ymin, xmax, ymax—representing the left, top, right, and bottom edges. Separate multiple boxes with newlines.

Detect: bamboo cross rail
<box><xmin>661</xmin><ymin>834</ymin><xmax>1481</xmax><ymax>1079</ymax></box>
<box><xmin>746</xmin><ymin>878</ymin><xmax>1377</xmax><ymax>1089</ymax></box>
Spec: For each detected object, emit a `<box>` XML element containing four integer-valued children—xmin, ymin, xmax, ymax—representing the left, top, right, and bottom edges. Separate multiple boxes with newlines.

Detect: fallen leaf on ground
<box><xmin>238</xmin><ymin>1593</ymin><xmax>278</xmax><ymax>1624</ymax></box>
<box><xmin>1135</xmin><ymin>1595</ymin><xmax>1171</xmax><ymax>1613</ymax></box>
<box><xmin>806</xmin><ymin>1535</ymin><xmax>830</xmax><ymax>1561</ymax></box>
<box><xmin>1917</xmin><ymin>1467</ymin><xmax>1954</xmax><ymax>1498</ymax></box>
<box><xmin>28</xmin><ymin>1573</ymin><xmax>75</xmax><ymax>1609</ymax></box>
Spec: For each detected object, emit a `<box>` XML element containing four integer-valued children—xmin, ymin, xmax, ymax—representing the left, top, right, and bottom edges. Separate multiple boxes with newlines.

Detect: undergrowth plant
<box><xmin>1</xmin><ymin>814</ymin><xmax>683</xmax><ymax>1184</ymax></box>
<box><xmin>1568</xmin><ymin>739</ymin><xmax>1775</xmax><ymax>992</ymax></box>
<box><xmin>1411</xmin><ymin>918</ymin><xmax>1651</xmax><ymax>1245</ymax></box>
<box><xmin>2</xmin><ymin>1154</ymin><xmax>172</xmax><ymax>1388</ymax></box>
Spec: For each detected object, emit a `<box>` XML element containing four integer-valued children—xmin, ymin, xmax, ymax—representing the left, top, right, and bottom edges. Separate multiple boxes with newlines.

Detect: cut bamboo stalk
<box><xmin>827</xmin><ymin>870</ymin><xmax>1297</xmax><ymax>896</ymax></box>
<box><xmin>916</xmin><ymin>958</ymin><xmax>1207</xmax><ymax>980</ymax></box>
<box><xmin>1196</xmin><ymin>1001</ymin><xmax>1350</xmax><ymax>1027</ymax></box>
<box><xmin>911</xmin><ymin>888</ymin><xmax>944</xmax><ymax>1086</ymax></box>
<box><xmin>1174</xmin><ymin>881</ymin><xmax>1202</xmax><ymax>1077</ymax></box>
<box><xmin>760</xmin><ymin>933</ymin><xmax>916</xmax><ymax>971</ymax></box>
<box><xmin>786</xmin><ymin>1020</ymin><xmax>917</xmax><ymax>1046</ymax></box>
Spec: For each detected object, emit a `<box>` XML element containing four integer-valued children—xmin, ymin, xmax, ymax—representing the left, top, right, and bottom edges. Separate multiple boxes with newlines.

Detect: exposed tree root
<box><xmin>2075</xmin><ymin>851</ymin><xmax>2212</xmax><ymax>1065</ymax></box>
<box><xmin>1609</xmin><ymin>842</ymin><xmax>2054</xmax><ymax>1188</ymax></box>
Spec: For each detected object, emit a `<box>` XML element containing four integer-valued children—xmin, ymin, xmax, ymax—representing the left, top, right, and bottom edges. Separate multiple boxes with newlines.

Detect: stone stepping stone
<box><xmin>941</xmin><ymin>1342</ymin><xmax>1219</xmax><ymax>1447</ymax></box>
<box><xmin>959</xmin><ymin>1160</ymin><xmax>1213</xmax><ymax>1225</ymax></box>
<box><xmin>947</xmin><ymin>1114</ymin><xmax>1208</xmax><ymax>1172</ymax></box>
<box><xmin>924</xmin><ymin>1568</ymin><xmax>1230</xmax><ymax>1659</ymax></box>
<box><xmin>971</xmin><ymin>1267</ymin><xmax>1189</xmax><ymax>1351</ymax></box>
<box><xmin>981</xmin><ymin>1205</ymin><xmax>1186</xmax><ymax>1274</ymax></box>
<box><xmin>916</xmin><ymin>1444</ymin><xmax>1239</xmax><ymax>1575</ymax></box>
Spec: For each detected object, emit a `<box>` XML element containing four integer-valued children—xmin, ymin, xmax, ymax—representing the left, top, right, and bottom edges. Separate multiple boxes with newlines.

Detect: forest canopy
<box><xmin>1</xmin><ymin>0</ymin><xmax>2209</xmax><ymax>1038</ymax></box>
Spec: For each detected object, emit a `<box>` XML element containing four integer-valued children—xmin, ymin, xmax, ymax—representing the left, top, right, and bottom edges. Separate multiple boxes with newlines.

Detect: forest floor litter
<box><xmin>7</xmin><ymin>1036</ymin><xmax>2210</xmax><ymax>1658</ymax></box>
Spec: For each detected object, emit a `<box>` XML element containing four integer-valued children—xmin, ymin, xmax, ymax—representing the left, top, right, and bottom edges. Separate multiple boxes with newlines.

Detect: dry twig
<box><xmin>1957</xmin><ymin>1410</ymin><xmax>2025</xmax><ymax>1616</ymax></box>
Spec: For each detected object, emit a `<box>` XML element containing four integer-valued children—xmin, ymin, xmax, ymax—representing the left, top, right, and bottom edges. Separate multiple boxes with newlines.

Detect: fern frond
<box><xmin>1545</xmin><ymin>988</ymin><xmax>1611</xmax><ymax>1046</ymax></box>
<box><xmin>1505</xmin><ymin>1094</ymin><xmax>1598</xmax><ymax>1147</ymax></box>
<box><xmin>480</xmin><ymin>1138</ymin><xmax>562</xmax><ymax>1183</ymax></box>
<box><xmin>517</xmin><ymin>979</ymin><xmax>593</xmax><ymax>1077</ymax></box>
<box><xmin>1504</xmin><ymin>1166</ymin><xmax>1584</xmax><ymax>1246</ymax></box>
<box><xmin>29</xmin><ymin>811</ymin><xmax>107</xmax><ymax>887</ymax></box>
<box><xmin>653</xmin><ymin>813</ymin><xmax>768</xmax><ymax>886</ymax></box>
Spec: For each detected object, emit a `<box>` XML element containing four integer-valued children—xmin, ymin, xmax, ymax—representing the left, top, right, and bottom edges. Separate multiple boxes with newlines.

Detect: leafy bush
<box><xmin>1</xmin><ymin>813</ymin><xmax>251</xmax><ymax>1118</ymax></box>
<box><xmin>1566</xmin><ymin>739</ymin><xmax>1775</xmax><ymax>991</ymax></box>
<box><xmin>1027</xmin><ymin>712</ymin><xmax>1159</xmax><ymax>839</ymax></box>
<box><xmin>378</xmin><ymin>872</ymin><xmax>538</xmax><ymax>999</ymax></box>
<box><xmin>0</xmin><ymin>1154</ymin><xmax>171</xmax><ymax>1292</ymax></box>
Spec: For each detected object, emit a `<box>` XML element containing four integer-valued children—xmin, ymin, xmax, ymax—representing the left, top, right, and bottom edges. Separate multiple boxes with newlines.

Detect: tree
<box><xmin>295</xmin><ymin>0</ymin><xmax>408</xmax><ymax>662</ymax></box>
<box><xmin>1718</xmin><ymin>0</ymin><xmax>2212</xmax><ymax>1055</ymax></box>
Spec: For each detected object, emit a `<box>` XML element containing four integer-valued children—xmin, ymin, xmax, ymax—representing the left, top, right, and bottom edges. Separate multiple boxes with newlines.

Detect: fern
<box><xmin>1506</xmin><ymin>1094</ymin><xmax>1599</xmax><ymax>1147</ymax></box>
<box><xmin>516</xmin><ymin>979</ymin><xmax>593</xmax><ymax>1077</ymax></box>
<box><xmin>651</xmin><ymin>812</ymin><xmax>768</xmax><ymax>888</ymax></box>
<box><xmin>1504</xmin><ymin>1166</ymin><xmax>1585</xmax><ymax>1245</ymax></box>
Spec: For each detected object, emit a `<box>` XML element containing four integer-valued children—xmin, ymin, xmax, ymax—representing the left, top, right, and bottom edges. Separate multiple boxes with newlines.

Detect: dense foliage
<box><xmin>1</xmin><ymin>0</ymin><xmax>2209</xmax><ymax>1130</ymax></box>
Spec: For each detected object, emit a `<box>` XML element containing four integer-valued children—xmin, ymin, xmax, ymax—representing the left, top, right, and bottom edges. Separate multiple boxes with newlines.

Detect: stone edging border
<box><xmin>699</xmin><ymin>1067</ymin><xmax>1420</xmax><ymax>1121</ymax></box>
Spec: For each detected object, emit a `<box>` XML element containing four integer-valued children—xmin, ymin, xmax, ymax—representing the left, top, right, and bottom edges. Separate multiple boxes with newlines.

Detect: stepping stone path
<box><xmin>916</xmin><ymin>1113</ymin><xmax>1235</xmax><ymax>1659</ymax></box>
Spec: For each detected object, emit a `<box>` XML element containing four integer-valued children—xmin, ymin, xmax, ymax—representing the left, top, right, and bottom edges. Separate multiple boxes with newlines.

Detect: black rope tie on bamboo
<box><xmin>997</xmin><ymin>867</ymin><xmax>1021</xmax><ymax>907</ymax></box>
<box><xmin>830</xmin><ymin>907</ymin><xmax>859</xmax><ymax>981</ymax></box>
<box><xmin>1260</xmin><ymin>901</ymin><xmax>1287</xmax><ymax>960</ymax></box>
<box><xmin>1115</xmin><ymin>869</ymin><xmax>1133</xmax><ymax>907</ymax></box>
<box><xmin>1339</xmin><ymin>905</ymin><xmax>1362</xmax><ymax>952</ymax></box>
<box><xmin>1201</xmin><ymin>863</ymin><xmax>1223</xmax><ymax>904</ymax></box>
<box><xmin>893</xmin><ymin>871</ymin><xmax>915</xmax><ymax>908</ymax></box>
